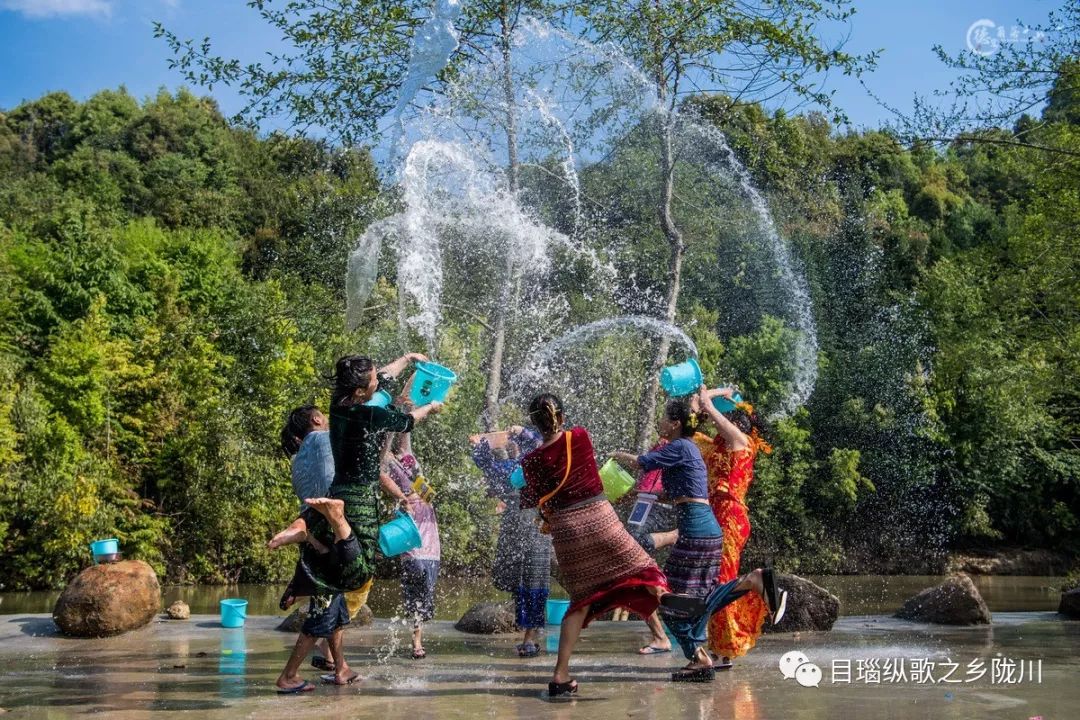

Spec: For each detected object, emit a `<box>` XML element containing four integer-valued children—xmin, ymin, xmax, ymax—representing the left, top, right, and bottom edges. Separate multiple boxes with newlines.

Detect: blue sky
<box><xmin>0</xmin><ymin>0</ymin><xmax>1058</xmax><ymax>134</ymax></box>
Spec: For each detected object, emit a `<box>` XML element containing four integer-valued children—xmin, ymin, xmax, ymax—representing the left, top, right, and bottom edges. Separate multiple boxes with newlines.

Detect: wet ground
<box><xmin>0</xmin><ymin>611</ymin><xmax>1075</xmax><ymax>719</ymax></box>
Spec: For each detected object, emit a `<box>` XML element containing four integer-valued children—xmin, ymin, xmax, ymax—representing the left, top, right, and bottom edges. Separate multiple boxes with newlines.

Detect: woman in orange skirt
<box><xmin>695</xmin><ymin>385</ymin><xmax>773</xmax><ymax>669</ymax></box>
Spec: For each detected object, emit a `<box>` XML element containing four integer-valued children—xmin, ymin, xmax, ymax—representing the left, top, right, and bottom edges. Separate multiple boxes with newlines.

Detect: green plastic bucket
<box><xmin>599</xmin><ymin>458</ymin><xmax>635</xmax><ymax>502</ymax></box>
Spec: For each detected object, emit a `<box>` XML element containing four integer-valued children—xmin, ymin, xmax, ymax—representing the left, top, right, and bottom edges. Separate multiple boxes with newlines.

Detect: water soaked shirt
<box><xmin>291</xmin><ymin>430</ymin><xmax>335</xmax><ymax>512</ymax></box>
<box><xmin>637</xmin><ymin>437</ymin><xmax>709</xmax><ymax>500</ymax></box>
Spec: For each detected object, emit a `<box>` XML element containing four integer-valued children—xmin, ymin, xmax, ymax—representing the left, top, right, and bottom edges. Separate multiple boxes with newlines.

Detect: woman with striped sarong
<box><xmin>519</xmin><ymin>393</ymin><xmax>712</xmax><ymax>697</ymax></box>
<box><xmin>614</xmin><ymin>398</ymin><xmax>788</xmax><ymax>682</ymax></box>
<box><xmin>695</xmin><ymin>385</ymin><xmax>773</xmax><ymax>669</ymax></box>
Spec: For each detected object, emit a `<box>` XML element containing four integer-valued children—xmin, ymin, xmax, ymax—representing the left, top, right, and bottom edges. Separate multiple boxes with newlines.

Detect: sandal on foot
<box><xmin>638</xmin><ymin>644</ymin><xmax>671</xmax><ymax>655</ymax></box>
<box><xmin>320</xmin><ymin>672</ymin><xmax>360</xmax><ymax>685</ymax></box>
<box><xmin>276</xmin><ymin>680</ymin><xmax>315</xmax><ymax>694</ymax></box>
<box><xmin>412</xmin><ymin>648</ymin><xmax>427</xmax><ymax>660</ymax></box>
<box><xmin>672</xmin><ymin>666</ymin><xmax>716</xmax><ymax>683</ymax></box>
<box><xmin>763</xmin><ymin>566</ymin><xmax>788</xmax><ymax>624</ymax></box>
<box><xmin>278</xmin><ymin>583</ymin><xmax>297</xmax><ymax>612</ymax></box>
<box><xmin>310</xmin><ymin>656</ymin><xmax>335</xmax><ymax>672</ymax></box>
<box><xmin>548</xmin><ymin>679</ymin><xmax>578</xmax><ymax>697</ymax></box>
<box><xmin>716</xmin><ymin>658</ymin><xmax>733</xmax><ymax>671</ymax></box>
<box><xmin>516</xmin><ymin>642</ymin><xmax>540</xmax><ymax>658</ymax></box>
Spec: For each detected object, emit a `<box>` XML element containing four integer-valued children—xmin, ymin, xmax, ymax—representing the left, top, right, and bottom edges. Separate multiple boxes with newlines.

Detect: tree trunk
<box><xmin>480</xmin><ymin>5</ymin><xmax>521</xmax><ymax>431</ymax></box>
<box><xmin>632</xmin><ymin>92</ymin><xmax>684</xmax><ymax>451</ymax></box>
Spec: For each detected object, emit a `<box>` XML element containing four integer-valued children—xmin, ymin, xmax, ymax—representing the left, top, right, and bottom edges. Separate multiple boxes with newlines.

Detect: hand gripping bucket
<box><xmin>378</xmin><ymin>510</ymin><xmax>422</xmax><ymax>557</ymax></box>
<box><xmin>598</xmin><ymin>458</ymin><xmax>635</xmax><ymax>502</ymax></box>
<box><xmin>660</xmin><ymin>358</ymin><xmax>702</xmax><ymax>397</ymax></box>
<box><xmin>508</xmin><ymin>465</ymin><xmax>525</xmax><ymax>490</ymax></box>
<box><xmin>364</xmin><ymin>389</ymin><xmax>392</xmax><ymax>408</ymax></box>
<box><xmin>713</xmin><ymin>390</ymin><xmax>744</xmax><ymax>413</ymax></box>
<box><xmin>219</xmin><ymin>598</ymin><xmax>248</xmax><ymax>628</ymax></box>
<box><xmin>409</xmin><ymin>361</ymin><xmax>458</xmax><ymax>407</ymax></box>
<box><xmin>546</xmin><ymin>598</ymin><xmax>571</xmax><ymax>625</ymax></box>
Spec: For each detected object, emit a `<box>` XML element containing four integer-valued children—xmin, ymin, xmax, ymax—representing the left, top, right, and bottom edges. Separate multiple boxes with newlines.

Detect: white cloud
<box><xmin>0</xmin><ymin>0</ymin><xmax>113</xmax><ymax>19</ymax></box>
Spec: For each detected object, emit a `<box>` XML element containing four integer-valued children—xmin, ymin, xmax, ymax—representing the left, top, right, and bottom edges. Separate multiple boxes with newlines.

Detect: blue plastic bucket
<box><xmin>364</xmin><ymin>389</ymin><xmax>392</xmax><ymax>408</ymax></box>
<box><xmin>546</xmin><ymin>598</ymin><xmax>571</xmax><ymax>625</ymax></box>
<box><xmin>713</xmin><ymin>390</ymin><xmax>744</xmax><ymax>413</ymax></box>
<box><xmin>409</xmin><ymin>361</ymin><xmax>458</xmax><ymax>407</ymax></box>
<box><xmin>378</xmin><ymin>510</ymin><xmax>422</xmax><ymax>557</ymax></box>
<box><xmin>508</xmin><ymin>465</ymin><xmax>525</xmax><ymax>489</ymax></box>
<box><xmin>89</xmin><ymin>538</ymin><xmax>118</xmax><ymax>563</ymax></box>
<box><xmin>219</xmin><ymin>599</ymin><xmax>248</xmax><ymax>628</ymax></box>
<box><xmin>660</xmin><ymin>358</ymin><xmax>702</xmax><ymax>397</ymax></box>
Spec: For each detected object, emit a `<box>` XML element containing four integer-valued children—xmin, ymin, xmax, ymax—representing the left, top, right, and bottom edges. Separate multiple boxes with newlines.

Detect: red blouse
<box><xmin>519</xmin><ymin>427</ymin><xmax>603</xmax><ymax>511</ymax></box>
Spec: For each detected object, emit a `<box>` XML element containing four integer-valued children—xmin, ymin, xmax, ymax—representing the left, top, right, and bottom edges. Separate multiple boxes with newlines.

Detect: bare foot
<box><xmin>305</xmin><ymin>497</ymin><xmax>346</xmax><ymax>522</ymax></box>
<box><xmin>269</xmin><ymin>518</ymin><xmax>309</xmax><ymax>550</ymax></box>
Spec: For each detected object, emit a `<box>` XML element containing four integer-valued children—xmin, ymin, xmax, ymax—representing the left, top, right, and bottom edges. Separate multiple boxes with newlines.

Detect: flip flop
<box><xmin>672</xmin><ymin>666</ymin><xmax>716</xmax><ymax>683</ymax></box>
<box><xmin>659</xmin><ymin>592</ymin><xmax>706</xmax><ymax>617</ymax></box>
<box><xmin>310</xmin><ymin>656</ymin><xmax>335</xmax><ymax>672</ymax></box>
<box><xmin>320</xmin><ymin>672</ymin><xmax>360</xmax><ymax>685</ymax></box>
<box><xmin>276</xmin><ymin>680</ymin><xmax>315</xmax><ymax>694</ymax></box>
<box><xmin>412</xmin><ymin>648</ymin><xmax>427</xmax><ymax>660</ymax></box>
<box><xmin>516</xmin><ymin>642</ymin><xmax>540</xmax><ymax>658</ymax></box>
<box><xmin>763</xmin><ymin>566</ymin><xmax>789</xmax><ymax>625</ymax></box>
<box><xmin>547</xmin><ymin>679</ymin><xmax>578</xmax><ymax>697</ymax></box>
<box><xmin>638</xmin><ymin>644</ymin><xmax>671</xmax><ymax>655</ymax></box>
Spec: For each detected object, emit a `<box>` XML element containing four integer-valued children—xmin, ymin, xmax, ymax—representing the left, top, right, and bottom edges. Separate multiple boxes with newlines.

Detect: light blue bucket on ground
<box><xmin>660</xmin><ymin>357</ymin><xmax>702</xmax><ymax>397</ymax></box>
<box><xmin>713</xmin><ymin>390</ymin><xmax>744</xmax><ymax>413</ymax></box>
<box><xmin>219</xmin><ymin>599</ymin><xmax>248</xmax><ymax>628</ymax></box>
<box><xmin>364</xmin><ymin>389</ymin><xmax>392</xmax><ymax>408</ymax></box>
<box><xmin>509</xmin><ymin>465</ymin><xmax>525</xmax><ymax>490</ymax></box>
<box><xmin>378</xmin><ymin>510</ymin><xmax>422</xmax><ymax>557</ymax></box>
<box><xmin>89</xmin><ymin>538</ymin><xmax>118</xmax><ymax>563</ymax></box>
<box><xmin>409</xmin><ymin>361</ymin><xmax>458</xmax><ymax>407</ymax></box>
<box><xmin>546</xmin><ymin>598</ymin><xmax>571</xmax><ymax>625</ymax></box>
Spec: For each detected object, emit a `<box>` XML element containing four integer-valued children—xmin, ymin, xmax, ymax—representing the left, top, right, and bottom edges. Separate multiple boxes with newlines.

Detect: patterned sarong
<box><xmin>548</xmin><ymin>497</ymin><xmax>667</xmax><ymax>625</ymax></box>
<box><xmin>663</xmin><ymin>534</ymin><xmax>725</xmax><ymax>597</ymax></box>
<box><xmin>493</xmin><ymin>499</ymin><xmax>552</xmax><ymax>593</ymax></box>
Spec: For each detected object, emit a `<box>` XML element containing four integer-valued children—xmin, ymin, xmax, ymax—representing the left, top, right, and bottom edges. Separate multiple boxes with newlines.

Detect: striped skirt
<box><xmin>548</xmin><ymin>496</ymin><xmax>667</xmax><ymax>625</ymax></box>
<box><xmin>663</xmin><ymin>534</ymin><xmax>725</xmax><ymax>597</ymax></box>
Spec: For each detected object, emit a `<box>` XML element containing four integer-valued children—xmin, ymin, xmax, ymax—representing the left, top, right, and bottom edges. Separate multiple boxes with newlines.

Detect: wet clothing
<box><xmin>291</xmin><ymin>431</ymin><xmax>334</xmax><ymax>513</ymax></box>
<box><xmin>520</xmin><ymin>427</ymin><xmax>604</xmax><ymax>512</ymax></box>
<box><xmin>400</xmin><ymin>557</ymin><xmax>440</xmax><ymax>624</ymax></box>
<box><xmin>660</xmin><ymin>502</ymin><xmax>748</xmax><ymax>660</ymax></box>
<box><xmin>637</xmin><ymin>437</ymin><xmax>709</xmax><ymax>500</ymax></box>
<box><xmin>302</xmin><ymin>591</ymin><xmax>352</xmax><ymax>639</ymax></box>
<box><xmin>473</xmin><ymin>429</ymin><xmax>551</xmax><ymax>629</ymax></box>
<box><xmin>521</xmin><ymin>428</ymin><xmax>668</xmax><ymax>627</ymax></box>
<box><xmin>386</xmin><ymin>453</ymin><xmax>441</xmax><ymax>561</ymax></box>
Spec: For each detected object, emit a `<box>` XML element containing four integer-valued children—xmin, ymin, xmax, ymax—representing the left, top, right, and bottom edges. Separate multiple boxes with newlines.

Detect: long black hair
<box><xmin>665</xmin><ymin>397</ymin><xmax>700</xmax><ymax>438</ymax></box>
<box><xmin>727</xmin><ymin>405</ymin><xmax>770</xmax><ymax>439</ymax></box>
<box><xmin>280</xmin><ymin>405</ymin><xmax>319</xmax><ymax>457</ymax></box>
<box><xmin>331</xmin><ymin>355</ymin><xmax>375</xmax><ymax>407</ymax></box>
<box><xmin>528</xmin><ymin>393</ymin><xmax>565</xmax><ymax>436</ymax></box>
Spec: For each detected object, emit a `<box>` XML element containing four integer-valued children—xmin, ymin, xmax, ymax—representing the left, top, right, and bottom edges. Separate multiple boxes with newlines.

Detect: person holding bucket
<box><xmin>383</xmin><ymin>429</ymin><xmax>441</xmax><ymax>660</ymax></box>
<box><xmin>694</xmin><ymin>385</ymin><xmax>774</xmax><ymax>671</ymax></box>
<box><xmin>612</xmin><ymin>398</ymin><xmax>788</xmax><ymax>682</ymax></box>
<box><xmin>518</xmin><ymin>393</ymin><xmax>716</xmax><ymax>697</ymax></box>
<box><xmin>270</xmin><ymin>353</ymin><xmax>443</xmax><ymax>693</ymax></box>
<box><xmin>471</xmin><ymin>425</ymin><xmax>550</xmax><ymax>657</ymax></box>
<box><xmin>277</xmin><ymin>405</ymin><xmax>376</xmax><ymax>674</ymax></box>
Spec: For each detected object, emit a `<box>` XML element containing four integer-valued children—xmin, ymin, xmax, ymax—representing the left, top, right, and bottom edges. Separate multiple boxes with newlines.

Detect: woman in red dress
<box><xmin>696</xmin><ymin>385</ymin><xmax>773</xmax><ymax>668</ymax></box>
<box><xmin>520</xmin><ymin>393</ymin><xmax>709</xmax><ymax>697</ymax></box>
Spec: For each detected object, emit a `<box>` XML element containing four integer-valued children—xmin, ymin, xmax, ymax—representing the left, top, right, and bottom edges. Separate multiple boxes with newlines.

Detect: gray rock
<box><xmin>1058</xmin><ymin>588</ymin><xmax>1080</xmax><ymax>619</ymax></box>
<box><xmin>165</xmin><ymin>601</ymin><xmax>190</xmax><ymax>620</ymax></box>
<box><xmin>53</xmin><ymin>560</ymin><xmax>161</xmax><ymax>637</ymax></box>
<box><xmin>895</xmin><ymin>574</ymin><xmax>991</xmax><ymax>625</ymax></box>
<box><xmin>454</xmin><ymin>601</ymin><xmax>517</xmax><ymax>634</ymax></box>
<box><xmin>762</xmin><ymin>573</ymin><xmax>840</xmax><ymax>633</ymax></box>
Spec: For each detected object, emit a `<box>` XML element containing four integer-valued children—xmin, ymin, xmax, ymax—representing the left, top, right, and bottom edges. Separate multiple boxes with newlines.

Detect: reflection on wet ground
<box><xmin>0</xmin><ymin>612</ymin><xmax>1075</xmax><ymax>719</ymax></box>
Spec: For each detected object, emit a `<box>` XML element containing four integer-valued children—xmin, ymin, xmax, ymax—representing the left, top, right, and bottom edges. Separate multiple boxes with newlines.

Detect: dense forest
<box><xmin>0</xmin><ymin>64</ymin><xmax>1075</xmax><ymax>589</ymax></box>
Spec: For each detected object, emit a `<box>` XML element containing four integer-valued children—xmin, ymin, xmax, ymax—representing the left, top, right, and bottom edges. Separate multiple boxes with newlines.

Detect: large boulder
<box><xmin>455</xmin><ymin>601</ymin><xmax>517</xmax><ymax>634</ymax></box>
<box><xmin>1059</xmin><ymin>588</ymin><xmax>1080</xmax><ymax>619</ymax></box>
<box><xmin>895</xmin><ymin>574</ymin><xmax>991</xmax><ymax>625</ymax></box>
<box><xmin>762</xmin><ymin>573</ymin><xmax>840</xmax><ymax>633</ymax></box>
<box><xmin>275</xmin><ymin>604</ymin><xmax>374</xmax><ymax>632</ymax></box>
<box><xmin>53</xmin><ymin>560</ymin><xmax>161</xmax><ymax>637</ymax></box>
